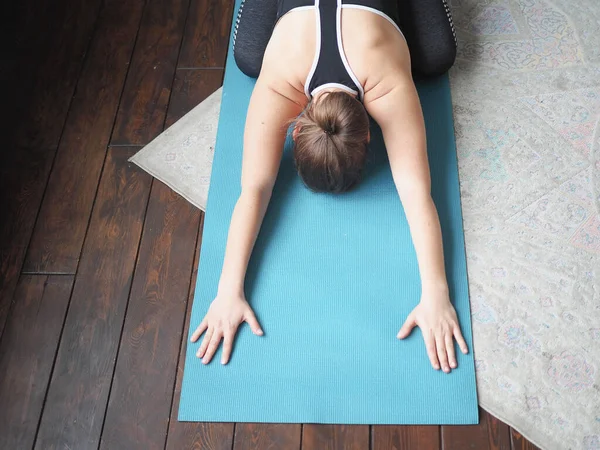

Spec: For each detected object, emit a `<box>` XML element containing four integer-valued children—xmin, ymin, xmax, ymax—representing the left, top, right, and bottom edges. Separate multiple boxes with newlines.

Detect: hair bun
<box><xmin>323</xmin><ymin>123</ymin><xmax>336</xmax><ymax>136</ymax></box>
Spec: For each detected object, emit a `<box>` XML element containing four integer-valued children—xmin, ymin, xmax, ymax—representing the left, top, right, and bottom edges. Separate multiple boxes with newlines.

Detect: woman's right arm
<box><xmin>191</xmin><ymin>73</ymin><xmax>304</xmax><ymax>365</ymax></box>
<box><xmin>217</xmin><ymin>76</ymin><xmax>303</xmax><ymax>296</ymax></box>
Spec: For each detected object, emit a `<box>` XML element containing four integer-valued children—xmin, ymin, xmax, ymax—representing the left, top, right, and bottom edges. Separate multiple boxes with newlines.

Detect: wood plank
<box><xmin>23</xmin><ymin>0</ymin><xmax>146</xmax><ymax>274</ymax></box>
<box><xmin>442</xmin><ymin>408</ymin><xmax>491</xmax><ymax>450</ymax></box>
<box><xmin>10</xmin><ymin>0</ymin><xmax>103</xmax><ymax>149</ymax></box>
<box><xmin>0</xmin><ymin>148</ymin><xmax>54</xmax><ymax>338</ymax></box>
<box><xmin>34</xmin><ymin>148</ymin><xmax>152</xmax><ymax>450</ymax></box>
<box><xmin>372</xmin><ymin>425</ymin><xmax>440</xmax><ymax>450</ymax></box>
<box><xmin>100</xmin><ymin>180</ymin><xmax>200</xmax><ymax>450</ymax></box>
<box><xmin>110</xmin><ymin>0</ymin><xmax>189</xmax><ymax>146</ymax></box>
<box><xmin>233</xmin><ymin>424</ymin><xmax>302</xmax><ymax>450</ymax></box>
<box><xmin>165</xmin><ymin>69</ymin><xmax>224</xmax><ymax>127</ymax></box>
<box><xmin>441</xmin><ymin>409</ymin><xmax>514</xmax><ymax>450</ymax></box>
<box><xmin>302</xmin><ymin>424</ymin><xmax>369</xmax><ymax>450</ymax></box>
<box><xmin>178</xmin><ymin>0</ymin><xmax>234</xmax><ymax>68</ymax></box>
<box><xmin>165</xmin><ymin>215</ymin><xmax>236</xmax><ymax>450</ymax></box>
<box><xmin>510</xmin><ymin>428</ymin><xmax>541</xmax><ymax>450</ymax></box>
<box><xmin>484</xmin><ymin>410</ymin><xmax>511</xmax><ymax>450</ymax></box>
<box><xmin>0</xmin><ymin>275</ymin><xmax>74</xmax><ymax>450</ymax></box>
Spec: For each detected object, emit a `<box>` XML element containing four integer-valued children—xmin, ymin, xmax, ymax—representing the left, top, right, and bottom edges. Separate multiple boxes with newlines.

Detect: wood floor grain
<box><xmin>0</xmin><ymin>148</ymin><xmax>54</xmax><ymax>338</ymax></box>
<box><xmin>303</xmin><ymin>424</ymin><xmax>370</xmax><ymax>450</ymax></box>
<box><xmin>178</xmin><ymin>0</ymin><xmax>234</xmax><ymax>68</ymax></box>
<box><xmin>233</xmin><ymin>424</ymin><xmax>302</xmax><ymax>450</ymax></box>
<box><xmin>34</xmin><ymin>148</ymin><xmax>152</xmax><ymax>450</ymax></box>
<box><xmin>23</xmin><ymin>0</ymin><xmax>146</xmax><ymax>273</ymax></box>
<box><xmin>0</xmin><ymin>275</ymin><xmax>74</xmax><ymax>449</ymax></box>
<box><xmin>372</xmin><ymin>425</ymin><xmax>440</xmax><ymax>450</ymax></box>
<box><xmin>110</xmin><ymin>0</ymin><xmax>190</xmax><ymax>146</ymax></box>
<box><xmin>100</xmin><ymin>180</ymin><xmax>200</xmax><ymax>450</ymax></box>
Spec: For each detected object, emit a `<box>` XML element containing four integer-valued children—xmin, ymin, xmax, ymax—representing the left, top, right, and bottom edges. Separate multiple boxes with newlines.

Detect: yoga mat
<box><xmin>179</xmin><ymin>0</ymin><xmax>478</xmax><ymax>424</ymax></box>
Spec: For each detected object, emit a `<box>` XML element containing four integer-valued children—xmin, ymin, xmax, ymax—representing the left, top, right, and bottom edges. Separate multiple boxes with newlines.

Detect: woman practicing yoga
<box><xmin>191</xmin><ymin>0</ymin><xmax>470</xmax><ymax>373</ymax></box>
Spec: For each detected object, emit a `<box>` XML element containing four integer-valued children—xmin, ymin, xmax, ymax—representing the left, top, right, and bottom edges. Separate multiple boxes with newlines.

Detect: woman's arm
<box><xmin>365</xmin><ymin>78</ymin><xmax>468</xmax><ymax>373</ymax></box>
<box><xmin>366</xmin><ymin>79</ymin><xmax>446</xmax><ymax>292</ymax></box>
<box><xmin>191</xmin><ymin>73</ymin><xmax>304</xmax><ymax>365</ymax></box>
<box><xmin>218</xmin><ymin>78</ymin><xmax>303</xmax><ymax>295</ymax></box>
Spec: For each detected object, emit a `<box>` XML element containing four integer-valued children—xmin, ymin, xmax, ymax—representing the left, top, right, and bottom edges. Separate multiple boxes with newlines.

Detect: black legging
<box><xmin>233</xmin><ymin>0</ymin><xmax>457</xmax><ymax>80</ymax></box>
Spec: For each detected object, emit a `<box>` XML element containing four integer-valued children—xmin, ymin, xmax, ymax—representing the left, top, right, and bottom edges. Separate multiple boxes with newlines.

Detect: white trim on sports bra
<box><xmin>311</xmin><ymin>82</ymin><xmax>359</xmax><ymax>98</ymax></box>
<box><xmin>335</xmin><ymin>0</ymin><xmax>364</xmax><ymax>101</ymax></box>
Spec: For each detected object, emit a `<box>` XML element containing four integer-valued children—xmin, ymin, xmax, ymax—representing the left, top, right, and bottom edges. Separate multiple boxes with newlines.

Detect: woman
<box><xmin>191</xmin><ymin>0</ymin><xmax>469</xmax><ymax>373</ymax></box>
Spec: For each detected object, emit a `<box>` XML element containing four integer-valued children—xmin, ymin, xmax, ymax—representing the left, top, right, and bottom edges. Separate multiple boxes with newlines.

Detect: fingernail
<box><xmin>221</xmin><ymin>359</ymin><xmax>226</xmax><ymax>365</ymax></box>
<box><xmin>202</xmin><ymin>358</ymin><xmax>207</xmax><ymax>364</ymax></box>
<box><xmin>444</xmin><ymin>366</ymin><xmax>449</xmax><ymax>372</ymax></box>
<box><xmin>257</xmin><ymin>329</ymin><xmax>263</xmax><ymax>335</ymax></box>
<box><xmin>451</xmin><ymin>362</ymin><xmax>457</xmax><ymax>368</ymax></box>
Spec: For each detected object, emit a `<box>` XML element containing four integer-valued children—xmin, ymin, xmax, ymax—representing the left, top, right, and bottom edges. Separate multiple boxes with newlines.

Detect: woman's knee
<box><xmin>233</xmin><ymin>0</ymin><xmax>278</xmax><ymax>78</ymax></box>
<box><xmin>400</xmin><ymin>0</ymin><xmax>457</xmax><ymax>77</ymax></box>
<box><xmin>412</xmin><ymin>35</ymin><xmax>456</xmax><ymax>78</ymax></box>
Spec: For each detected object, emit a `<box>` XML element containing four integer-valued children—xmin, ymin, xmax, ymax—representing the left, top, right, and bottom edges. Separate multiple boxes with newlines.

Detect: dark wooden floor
<box><xmin>0</xmin><ymin>0</ymin><xmax>541</xmax><ymax>448</ymax></box>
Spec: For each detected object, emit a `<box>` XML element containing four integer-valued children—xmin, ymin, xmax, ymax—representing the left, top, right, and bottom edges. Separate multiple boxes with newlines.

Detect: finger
<box><xmin>454</xmin><ymin>325</ymin><xmax>469</xmax><ymax>354</ymax></box>
<box><xmin>202</xmin><ymin>330</ymin><xmax>223</xmax><ymax>364</ymax></box>
<box><xmin>446</xmin><ymin>332</ymin><xmax>457</xmax><ymax>369</ymax></box>
<box><xmin>197</xmin><ymin>327</ymin><xmax>213</xmax><ymax>358</ymax></box>
<box><xmin>436</xmin><ymin>334</ymin><xmax>450</xmax><ymax>373</ymax></box>
<box><xmin>244</xmin><ymin>309</ymin><xmax>263</xmax><ymax>336</ymax></box>
<box><xmin>424</xmin><ymin>334</ymin><xmax>440</xmax><ymax>370</ymax></box>
<box><xmin>221</xmin><ymin>328</ymin><xmax>236</xmax><ymax>365</ymax></box>
<box><xmin>190</xmin><ymin>319</ymin><xmax>208</xmax><ymax>343</ymax></box>
<box><xmin>397</xmin><ymin>313</ymin><xmax>416</xmax><ymax>339</ymax></box>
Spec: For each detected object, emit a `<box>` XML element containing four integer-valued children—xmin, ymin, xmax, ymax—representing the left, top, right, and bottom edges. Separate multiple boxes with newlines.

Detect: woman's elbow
<box><xmin>239</xmin><ymin>182</ymin><xmax>274</xmax><ymax>204</ymax></box>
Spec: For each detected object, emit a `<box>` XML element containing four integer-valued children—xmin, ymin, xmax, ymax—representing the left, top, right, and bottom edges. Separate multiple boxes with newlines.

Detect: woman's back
<box><xmin>262</xmin><ymin>0</ymin><xmax>413</xmax><ymax>107</ymax></box>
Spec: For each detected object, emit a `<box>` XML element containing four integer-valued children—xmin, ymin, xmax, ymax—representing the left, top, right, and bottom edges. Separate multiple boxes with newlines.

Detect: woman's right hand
<box><xmin>190</xmin><ymin>291</ymin><xmax>263</xmax><ymax>365</ymax></box>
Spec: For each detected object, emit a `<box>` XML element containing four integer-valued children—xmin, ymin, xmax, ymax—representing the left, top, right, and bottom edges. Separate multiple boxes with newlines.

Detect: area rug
<box><xmin>448</xmin><ymin>1</ymin><xmax>600</xmax><ymax>449</ymax></box>
<box><xmin>131</xmin><ymin>0</ymin><xmax>600</xmax><ymax>448</ymax></box>
<box><xmin>130</xmin><ymin>87</ymin><xmax>221</xmax><ymax>211</ymax></box>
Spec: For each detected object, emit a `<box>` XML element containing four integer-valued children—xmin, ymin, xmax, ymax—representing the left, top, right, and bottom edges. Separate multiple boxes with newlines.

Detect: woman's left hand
<box><xmin>397</xmin><ymin>286</ymin><xmax>469</xmax><ymax>373</ymax></box>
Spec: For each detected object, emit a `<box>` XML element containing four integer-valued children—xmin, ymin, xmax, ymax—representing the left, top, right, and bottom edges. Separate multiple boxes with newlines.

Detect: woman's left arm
<box><xmin>365</xmin><ymin>78</ymin><xmax>469</xmax><ymax>373</ymax></box>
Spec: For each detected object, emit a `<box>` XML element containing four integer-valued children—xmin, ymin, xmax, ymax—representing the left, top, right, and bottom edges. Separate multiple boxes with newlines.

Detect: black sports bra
<box><xmin>275</xmin><ymin>0</ymin><xmax>406</xmax><ymax>102</ymax></box>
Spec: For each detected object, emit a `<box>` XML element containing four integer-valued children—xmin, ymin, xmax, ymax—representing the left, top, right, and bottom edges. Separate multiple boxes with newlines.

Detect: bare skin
<box><xmin>191</xmin><ymin>8</ymin><xmax>469</xmax><ymax>372</ymax></box>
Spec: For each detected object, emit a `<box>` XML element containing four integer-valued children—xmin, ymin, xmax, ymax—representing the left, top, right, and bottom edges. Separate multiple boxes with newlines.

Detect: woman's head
<box><xmin>291</xmin><ymin>90</ymin><xmax>370</xmax><ymax>193</ymax></box>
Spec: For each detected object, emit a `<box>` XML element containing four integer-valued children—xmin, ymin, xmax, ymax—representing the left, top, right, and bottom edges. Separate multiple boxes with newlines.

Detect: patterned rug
<box><xmin>131</xmin><ymin>1</ymin><xmax>600</xmax><ymax>448</ymax></box>
<box><xmin>449</xmin><ymin>1</ymin><xmax>600</xmax><ymax>449</ymax></box>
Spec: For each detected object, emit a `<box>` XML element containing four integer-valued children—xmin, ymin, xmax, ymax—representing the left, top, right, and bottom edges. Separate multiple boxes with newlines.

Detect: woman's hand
<box><xmin>397</xmin><ymin>286</ymin><xmax>468</xmax><ymax>373</ymax></box>
<box><xmin>190</xmin><ymin>291</ymin><xmax>263</xmax><ymax>365</ymax></box>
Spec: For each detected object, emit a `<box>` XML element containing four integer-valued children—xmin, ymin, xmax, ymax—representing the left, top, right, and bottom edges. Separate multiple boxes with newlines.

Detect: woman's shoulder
<box><xmin>261</xmin><ymin>20</ymin><xmax>315</xmax><ymax>105</ymax></box>
<box><xmin>255</xmin><ymin>57</ymin><xmax>309</xmax><ymax>109</ymax></box>
<box><xmin>341</xmin><ymin>11</ymin><xmax>412</xmax><ymax>101</ymax></box>
<box><xmin>361</xmin><ymin>67</ymin><xmax>415</xmax><ymax>108</ymax></box>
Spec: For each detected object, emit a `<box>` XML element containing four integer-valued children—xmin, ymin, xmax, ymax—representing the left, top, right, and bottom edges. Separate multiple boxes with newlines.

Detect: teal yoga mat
<box><xmin>179</xmin><ymin>0</ymin><xmax>478</xmax><ymax>425</ymax></box>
